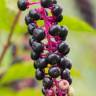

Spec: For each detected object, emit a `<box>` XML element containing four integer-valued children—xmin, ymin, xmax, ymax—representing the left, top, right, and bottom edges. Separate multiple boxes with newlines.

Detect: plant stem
<box><xmin>0</xmin><ymin>11</ymin><xmax>21</xmax><ymax>65</ymax></box>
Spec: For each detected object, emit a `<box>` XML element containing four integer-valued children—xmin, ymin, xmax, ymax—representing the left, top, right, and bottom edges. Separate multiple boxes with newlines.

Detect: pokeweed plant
<box><xmin>17</xmin><ymin>0</ymin><xmax>74</xmax><ymax>96</ymax></box>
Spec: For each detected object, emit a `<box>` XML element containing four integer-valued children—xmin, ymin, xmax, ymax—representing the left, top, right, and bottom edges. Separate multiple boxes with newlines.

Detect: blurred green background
<box><xmin>0</xmin><ymin>0</ymin><xmax>96</xmax><ymax>96</ymax></box>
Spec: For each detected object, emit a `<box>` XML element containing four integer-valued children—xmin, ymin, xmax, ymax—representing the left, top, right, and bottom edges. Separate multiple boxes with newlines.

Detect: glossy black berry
<box><xmin>29</xmin><ymin>9</ymin><xmax>40</xmax><ymax>20</ymax></box>
<box><xmin>29</xmin><ymin>37</ymin><xmax>35</xmax><ymax>46</ymax></box>
<box><xmin>60</xmin><ymin>57</ymin><xmax>72</xmax><ymax>70</ymax></box>
<box><xmin>48</xmin><ymin>67</ymin><xmax>60</xmax><ymax>78</ymax></box>
<box><xmin>52</xmin><ymin>4</ymin><xmax>62</xmax><ymax>16</ymax></box>
<box><xmin>43</xmin><ymin>77</ymin><xmax>53</xmax><ymax>89</ymax></box>
<box><xmin>49</xmin><ymin>25</ymin><xmax>61</xmax><ymax>36</ymax></box>
<box><xmin>41</xmin><ymin>0</ymin><xmax>52</xmax><ymax>8</ymax></box>
<box><xmin>33</xmin><ymin>61</ymin><xmax>38</xmax><ymax>69</ymax></box>
<box><xmin>35</xmin><ymin>69</ymin><xmax>45</xmax><ymax>80</ymax></box>
<box><xmin>35</xmin><ymin>58</ymin><xmax>48</xmax><ymax>69</ymax></box>
<box><xmin>67</xmin><ymin>77</ymin><xmax>72</xmax><ymax>85</ymax></box>
<box><xmin>61</xmin><ymin>69</ymin><xmax>70</xmax><ymax>79</ymax></box>
<box><xmin>48</xmin><ymin>53</ymin><xmax>60</xmax><ymax>65</ymax></box>
<box><xmin>28</xmin><ymin>23</ymin><xmax>36</xmax><ymax>35</ymax></box>
<box><xmin>31</xmin><ymin>51</ymin><xmax>40</xmax><ymax>60</ymax></box>
<box><xmin>56</xmin><ymin>15</ymin><xmax>63</xmax><ymax>22</ymax></box>
<box><xmin>52</xmin><ymin>0</ymin><xmax>57</xmax><ymax>4</ymax></box>
<box><xmin>59</xmin><ymin>26</ymin><xmax>68</xmax><ymax>40</ymax></box>
<box><xmin>31</xmin><ymin>41</ymin><xmax>43</xmax><ymax>54</ymax></box>
<box><xmin>42</xmin><ymin>87</ymin><xmax>46</xmax><ymax>95</ymax></box>
<box><xmin>58</xmin><ymin>42</ymin><xmax>70</xmax><ymax>55</ymax></box>
<box><xmin>25</xmin><ymin>15</ymin><xmax>33</xmax><ymax>25</ymax></box>
<box><xmin>17</xmin><ymin>0</ymin><xmax>27</xmax><ymax>11</ymax></box>
<box><xmin>33</xmin><ymin>28</ymin><xmax>45</xmax><ymax>41</ymax></box>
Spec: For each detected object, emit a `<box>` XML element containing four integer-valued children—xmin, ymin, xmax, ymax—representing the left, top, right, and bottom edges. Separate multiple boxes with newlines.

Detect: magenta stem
<box><xmin>53</xmin><ymin>79</ymin><xmax>62</xmax><ymax>96</ymax></box>
<box><xmin>41</xmin><ymin>8</ymin><xmax>53</xmax><ymax>52</ymax></box>
<box><xmin>28</xmin><ymin>2</ymin><xmax>40</xmax><ymax>5</ymax></box>
<box><xmin>26</xmin><ymin>1</ymin><xmax>40</xmax><ymax>7</ymax></box>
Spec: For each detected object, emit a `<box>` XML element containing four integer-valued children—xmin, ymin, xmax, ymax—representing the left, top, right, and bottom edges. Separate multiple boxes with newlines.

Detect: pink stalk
<box><xmin>26</xmin><ymin>1</ymin><xmax>40</xmax><ymax>7</ymax></box>
<box><xmin>41</xmin><ymin>8</ymin><xmax>53</xmax><ymax>52</ymax></box>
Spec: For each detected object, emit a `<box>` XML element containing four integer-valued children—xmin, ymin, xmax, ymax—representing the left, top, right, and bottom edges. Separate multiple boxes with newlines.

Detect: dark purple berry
<box><xmin>41</xmin><ymin>0</ymin><xmax>52</xmax><ymax>8</ymax></box>
<box><xmin>56</xmin><ymin>15</ymin><xmax>63</xmax><ymax>22</ymax></box>
<box><xmin>31</xmin><ymin>51</ymin><xmax>40</xmax><ymax>60</ymax></box>
<box><xmin>35</xmin><ymin>58</ymin><xmax>48</xmax><ymax>69</ymax></box>
<box><xmin>60</xmin><ymin>57</ymin><xmax>72</xmax><ymax>70</ymax></box>
<box><xmin>31</xmin><ymin>41</ymin><xmax>43</xmax><ymax>54</ymax></box>
<box><xmin>42</xmin><ymin>87</ymin><xmax>46</xmax><ymax>95</ymax></box>
<box><xmin>61</xmin><ymin>69</ymin><xmax>70</xmax><ymax>79</ymax></box>
<box><xmin>49</xmin><ymin>25</ymin><xmax>61</xmax><ymax>36</ymax></box>
<box><xmin>67</xmin><ymin>77</ymin><xmax>72</xmax><ymax>85</ymax></box>
<box><xmin>48</xmin><ymin>53</ymin><xmax>60</xmax><ymax>65</ymax></box>
<box><xmin>43</xmin><ymin>77</ymin><xmax>53</xmax><ymax>89</ymax></box>
<box><xmin>28</xmin><ymin>23</ymin><xmax>36</xmax><ymax>35</ymax></box>
<box><xmin>25</xmin><ymin>15</ymin><xmax>33</xmax><ymax>25</ymax></box>
<box><xmin>29</xmin><ymin>9</ymin><xmax>40</xmax><ymax>20</ymax></box>
<box><xmin>33</xmin><ymin>61</ymin><xmax>38</xmax><ymax>69</ymax></box>
<box><xmin>48</xmin><ymin>67</ymin><xmax>60</xmax><ymax>78</ymax></box>
<box><xmin>35</xmin><ymin>69</ymin><xmax>45</xmax><ymax>80</ymax></box>
<box><xmin>33</xmin><ymin>28</ymin><xmax>45</xmax><ymax>41</ymax></box>
<box><xmin>52</xmin><ymin>0</ymin><xmax>57</xmax><ymax>4</ymax></box>
<box><xmin>52</xmin><ymin>4</ymin><xmax>62</xmax><ymax>16</ymax></box>
<box><xmin>17</xmin><ymin>0</ymin><xmax>27</xmax><ymax>11</ymax></box>
<box><xmin>29</xmin><ymin>37</ymin><xmax>35</xmax><ymax>46</ymax></box>
<box><xmin>58</xmin><ymin>42</ymin><xmax>70</xmax><ymax>55</ymax></box>
<box><xmin>59</xmin><ymin>26</ymin><xmax>68</xmax><ymax>40</ymax></box>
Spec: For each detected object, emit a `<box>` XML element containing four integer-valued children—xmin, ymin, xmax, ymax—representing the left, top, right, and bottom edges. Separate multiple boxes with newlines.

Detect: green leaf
<box><xmin>0</xmin><ymin>0</ymin><xmax>15</xmax><ymax>31</ymax></box>
<box><xmin>0</xmin><ymin>61</ymin><xmax>35</xmax><ymax>84</ymax></box>
<box><xmin>17</xmin><ymin>88</ymin><xmax>42</xmax><ymax>96</ymax></box>
<box><xmin>67</xmin><ymin>31</ymin><xmax>96</xmax><ymax>96</ymax></box>
<box><xmin>0</xmin><ymin>87</ymin><xmax>16</xmax><ymax>96</ymax></box>
<box><xmin>60</xmin><ymin>16</ymin><xmax>95</xmax><ymax>32</ymax></box>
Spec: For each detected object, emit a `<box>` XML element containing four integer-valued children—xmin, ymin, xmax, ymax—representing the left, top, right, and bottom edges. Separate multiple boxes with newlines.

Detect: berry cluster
<box><xmin>17</xmin><ymin>0</ymin><xmax>73</xmax><ymax>96</ymax></box>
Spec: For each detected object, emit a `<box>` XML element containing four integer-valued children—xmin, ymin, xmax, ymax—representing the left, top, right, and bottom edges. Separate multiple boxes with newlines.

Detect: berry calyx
<box><xmin>59</xmin><ymin>80</ymin><xmax>69</xmax><ymax>90</ymax></box>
